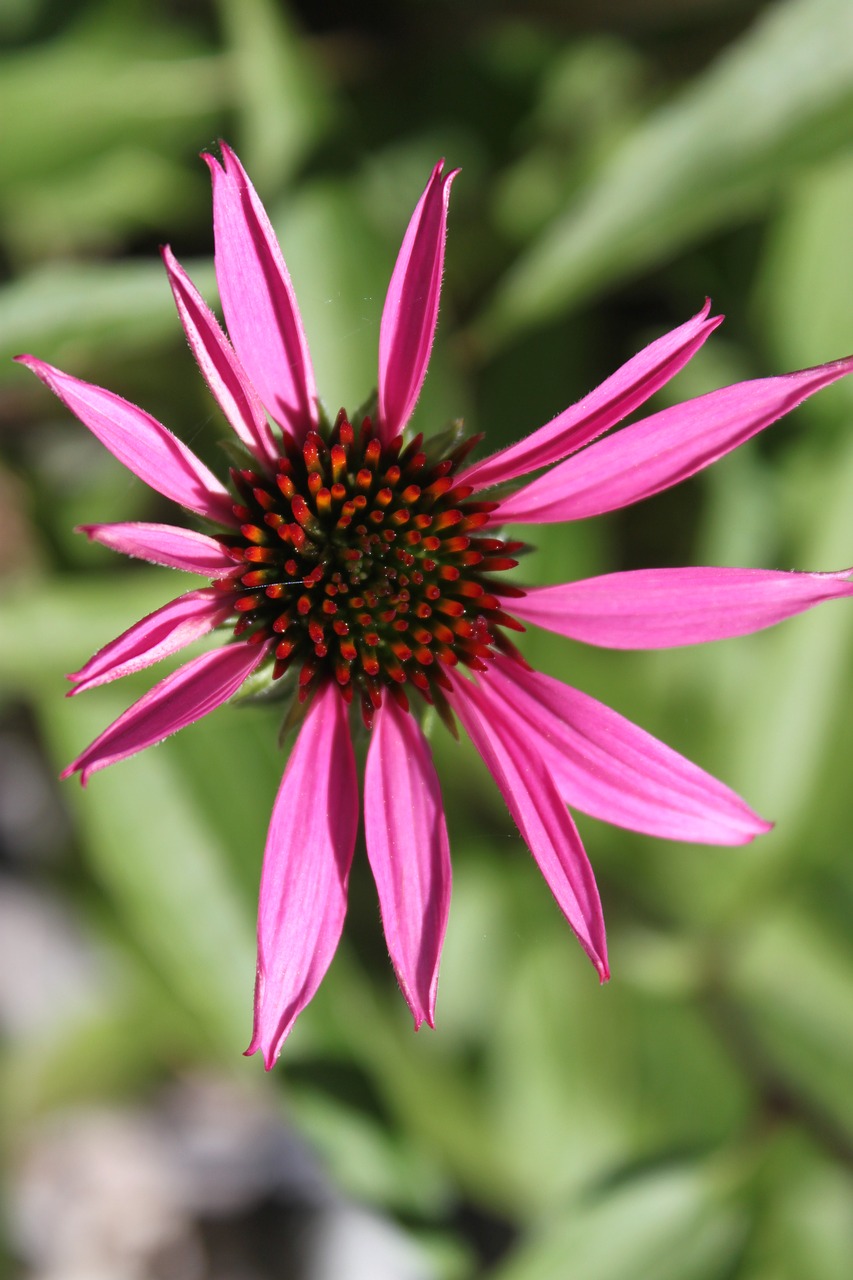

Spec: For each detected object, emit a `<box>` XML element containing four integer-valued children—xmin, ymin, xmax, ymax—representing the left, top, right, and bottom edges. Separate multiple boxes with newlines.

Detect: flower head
<box><xmin>17</xmin><ymin>146</ymin><xmax>853</xmax><ymax>1067</ymax></box>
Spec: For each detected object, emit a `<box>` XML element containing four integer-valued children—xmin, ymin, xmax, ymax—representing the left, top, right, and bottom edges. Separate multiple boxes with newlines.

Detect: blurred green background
<box><xmin>2</xmin><ymin>0</ymin><xmax>853</xmax><ymax>1276</ymax></box>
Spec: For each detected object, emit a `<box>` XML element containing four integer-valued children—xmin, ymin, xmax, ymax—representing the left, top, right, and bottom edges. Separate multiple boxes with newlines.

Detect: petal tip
<box><xmin>730</xmin><ymin>811</ymin><xmax>774</xmax><ymax>844</ymax></box>
<box><xmin>410</xmin><ymin>1007</ymin><xmax>436</xmax><ymax>1032</ymax></box>
<box><xmin>243</xmin><ymin>1036</ymin><xmax>278</xmax><ymax>1071</ymax></box>
<box><xmin>696</xmin><ymin>297</ymin><xmax>723</xmax><ymax>333</ymax></box>
<box><xmin>218</xmin><ymin>141</ymin><xmax>243</xmax><ymax>177</ymax></box>
<box><xmin>200</xmin><ymin>150</ymin><xmax>224</xmax><ymax>183</ymax></box>
<box><xmin>13</xmin><ymin>353</ymin><xmax>43</xmax><ymax>375</ymax></box>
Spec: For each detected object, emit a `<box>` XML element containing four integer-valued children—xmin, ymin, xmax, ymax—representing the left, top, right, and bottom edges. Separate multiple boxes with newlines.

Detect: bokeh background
<box><xmin>2</xmin><ymin>0</ymin><xmax>853</xmax><ymax>1276</ymax></box>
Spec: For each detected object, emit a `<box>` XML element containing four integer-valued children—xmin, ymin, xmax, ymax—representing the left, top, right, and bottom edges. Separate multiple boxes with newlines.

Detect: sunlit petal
<box><xmin>449</xmin><ymin>671</ymin><xmax>608</xmax><ymax>981</ymax></box>
<box><xmin>68</xmin><ymin>589</ymin><xmax>235</xmax><ymax>694</ymax></box>
<box><xmin>78</xmin><ymin>522</ymin><xmax>236</xmax><ymax>577</ymax></box>
<box><xmin>162</xmin><ymin>246</ymin><xmax>278</xmax><ymax>467</ymax></box>
<box><xmin>378</xmin><ymin>161</ymin><xmax>458</xmax><ymax>442</ymax></box>
<box><xmin>365</xmin><ymin>698</ymin><xmax>451</xmax><ymax>1027</ymax></box>
<box><xmin>205</xmin><ymin>143</ymin><xmax>317</xmax><ymax>440</ymax></box>
<box><xmin>461</xmin><ymin>301</ymin><xmax>720</xmax><ymax>491</ymax></box>
<box><xmin>488</xmin><ymin>657</ymin><xmax>770</xmax><ymax>844</ymax></box>
<box><xmin>514</xmin><ymin>565</ymin><xmax>853</xmax><ymax>648</ymax></box>
<box><xmin>62</xmin><ymin>642</ymin><xmax>265</xmax><ymax>785</ymax></box>
<box><xmin>497</xmin><ymin>356</ymin><xmax>853</xmax><ymax>524</ymax></box>
<box><xmin>247</xmin><ymin>683</ymin><xmax>358</xmax><ymax>1069</ymax></box>
<box><xmin>16</xmin><ymin>356</ymin><xmax>233</xmax><ymax>524</ymax></box>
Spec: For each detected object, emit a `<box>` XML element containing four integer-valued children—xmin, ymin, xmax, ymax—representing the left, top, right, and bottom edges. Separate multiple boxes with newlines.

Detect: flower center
<box><xmin>219</xmin><ymin>411</ymin><xmax>525</xmax><ymax>727</ymax></box>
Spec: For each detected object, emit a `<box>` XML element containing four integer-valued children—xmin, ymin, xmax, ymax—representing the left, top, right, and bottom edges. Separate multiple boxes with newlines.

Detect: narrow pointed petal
<box><xmin>161</xmin><ymin>246</ymin><xmax>278</xmax><ymax>467</ymax></box>
<box><xmin>204</xmin><ymin>144</ymin><xmax>317</xmax><ymax>440</ymax></box>
<box><xmin>365</xmin><ymin>698</ymin><xmax>451</xmax><ymax>1028</ymax></box>
<box><xmin>78</xmin><ymin>522</ymin><xmax>236</xmax><ymax>577</ymax></box>
<box><xmin>514</xmin><ymin>565</ymin><xmax>853</xmax><ymax>649</ymax></box>
<box><xmin>448</xmin><ymin>671</ymin><xmax>608</xmax><ymax>980</ymax></box>
<box><xmin>378</xmin><ymin>161</ymin><xmax>458</xmax><ymax>443</ymax></box>
<box><xmin>488</xmin><ymin>658</ymin><xmax>769</xmax><ymax>844</ymax></box>
<box><xmin>460</xmin><ymin>301</ymin><xmax>721</xmax><ymax>492</ymax></box>
<box><xmin>246</xmin><ymin>683</ymin><xmax>358</xmax><ymax>1069</ymax></box>
<box><xmin>61</xmin><ymin>641</ymin><xmax>265</xmax><ymax>785</ymax></box>
<box><xmin>16</xmin><ymin>356</ymin><xmax>233</xmax><ymax>525</ymax></box>
<box><xmin>496</xmin><ymin>355</ymin><xmax>853</xmax><ymax>525</ymax></box>
<box><xmin>68</xmin><ymin>589</ymin><xmax>235</xmax><ymax>695</ymax></box>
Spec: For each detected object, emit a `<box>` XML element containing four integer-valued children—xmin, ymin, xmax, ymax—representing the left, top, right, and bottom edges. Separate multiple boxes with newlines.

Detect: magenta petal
<box><xmin>365</xmin><ymin>697</ymin><xmax>451</xmax><ymax>1028</ymax></box>
<box><xmin>246</xmin><ymin>683</ymin><xmax>358</xmax><ymax>1069</ymax></box>
<box><xmin>161</xmin><ymin>246</ymin><xmax>278</xmax><ymax>468</ymax></box>
<box><xmin>488</xmin><ymin>657</ymin><xmax>769</xmax><ymax>844</ymax></box>
<box><xmin>514</xmin><ymin>565</ymin><xmax>853</xmax><ymax>649</ymax></box>
<box><xmin>378</xmin><ymin>161</ymin><xmax>458</xmax><ymax>443</ymax></box>
<box><xmin>16</xmin><ymin>356</ymin><xmax>234</xmax><ymax>525</ymax></box>
<box><xmin>448</xmin><ymin>671</ymin><xmax>608</xmax><ymax>981</ymax></box>
<box><xmin>78</xmin><ymin>522</ymin><xmax>235</xmax><ymax>576</ymax></box>
<box><xmin>204</xmin><ymin>144</ymin><xmax>317</xmax><ymax>440</ymax></box>
<box><xmin>497</xmin><ymin>355</ymin><xmax>853</xmax><ymax>524</ymax></box>
<box><xmin>461</xmin><ymin>301</ymin><xmax>721</xmax><ymax>492</ymax></box>
<box><xmin>68</xmin><ymin>589</ymin><xmax>235</xmax><ymax>695</ymax></box>
<box><xmin>61</xmin><ymin>641</ymin><xmax>265</xmax><ymax>785</ymax></box>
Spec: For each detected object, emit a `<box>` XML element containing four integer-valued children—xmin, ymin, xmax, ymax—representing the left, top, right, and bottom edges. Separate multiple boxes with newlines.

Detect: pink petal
<box><xmin>204</xmin><ymin>144</ymin><xmax>317</xmax><ymax>441</ymax></box>
<box><xmin>161</xmin><ymin>246</ymin><xmax>278</xmax><ymax>468</ymax></box>
<box><xmin>78</xmin><ymin>522</ymin><xmax>236</xmax><ymax>577</ymax></box>
<box><xmin>496</xmin><ymin>355</ymin><xmax>853</xmax><ymax>524</ymax></box>
<box><xmin>448</xmin><ymin>670</ymin><xmax>608</xmax><ymax>981</ymax></box>
<box><xmin>246</xmin><ymin>683</ymin><xmax>358</xmax><ymax>1069</ymax></box>
<box><xmin>16</xmin><ymin>356</ymin><xmax>233</xmax><ymax>525</ymax></box>
<box><xmin>364</xmin><ymin>697</ymin><xmax>451</xmax><ymax>1028</ymax></box>
<box><xmin>487</xmin><ymin>657</ymin><xmax>770</xmax><ymax>845</ymax></box>
<box><xmin>378</xmin><ymin>161</ymin><xmax>458</xmax><ymax>443</ymax></box>
<box><xmin>460</xmin><ymin>301</ymin><xmax>721</xmax><ymax>492</ymax></box>
<box><xmin>61</xmin><ymin>641</ymin><xmax>265</xmax><ymax>785</ymax></box>
<box><xmin>514</xmin><ymin>565</ymin><xmax>853</xmax><ymax>649</ymax></box>
<box><xmin>68</xmin><ymin>589</ymin><xmax>235</xmax><ymax>695</ymax></box>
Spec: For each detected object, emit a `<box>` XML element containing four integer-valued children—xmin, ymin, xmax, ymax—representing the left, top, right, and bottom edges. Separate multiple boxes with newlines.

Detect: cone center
<box><xmin>220</xmin><ymin>412</ymin><xmax>525</xmax><ymax>726</ymax></box>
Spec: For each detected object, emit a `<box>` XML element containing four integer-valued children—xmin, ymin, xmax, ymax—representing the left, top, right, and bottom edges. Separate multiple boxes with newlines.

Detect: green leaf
<box><xmin>0</xmin><ymin>260</ymin><xmax>215</xmax><ymax>380</ymax></box>
<box><xmin>486</xmin><ymin>926</ymin><xmax>750</xmax><ymax>1215</ymax></box>
<box><xmin>3</xmin><ymin>148</ymin><xmax>207</xmax><ymax>261</ymax></box>
<box><xmin>214</xmin><ymin>0</ymin><xmax>333</xmax><ymax>188</ymax></box>
<box><xmin>310</xmin><ymin>939</ymin><xmax>514</xmax><ymax>1212</ymax></box>
<box><xmin>269</xmin><ymin>178</ymin><xmax>387</xmax><ymax>419</ymax></box>
<box><xmin>755</xmin><ymin>149</ymin><xmax>853</xmax><ymax>400</ymax></box>
<box><xmin>0</xmin><ymin>5</ymin><xmax>226</xmax><ymax>187</ymax></box>
<box><xmin>479</xmin><ymin>0</ymin><xmax>853</xmax><ymax>346</ymax></box>
<box><xmin>491</xmin><ymin>1165</ymin><xmax>744</xmax><ymax>1280</ymax></box>
<box><xmin>0</xmin><ymin>572</ymin><xmax>180</xmax><ymax>683</ymax></box>
<box><xmin>706</xmin><ymin>427</ymin><xmax>853</xmax><ymax>846</ymax></box>
<box><xmin>735</xmin><ymin>1130</ymin><xmax>853</xmax><ymax>1280</ymax></box>
<box><xmin>727</xmin><ymin>909</ymin><xmax>853</xmax><ymax>1142</ymax></box>
<box><xmin>291</xmin><ymin>1088</ymin><xmax>448</xmax><ymax>1216</ymax></box>
<box><xmin>271</xmin><ymin>168</ymin><xmax>468</xmax><ymax>432</ymax></box>
<box><xmin>39</xmin><ymin>690</ymin><xmax>257</xmax><ymax>1060</ymax></box>
<box><xmin>1</xmin><ymin>935</ymin><xmax>205</xmax><ymax>1121</ymax></box>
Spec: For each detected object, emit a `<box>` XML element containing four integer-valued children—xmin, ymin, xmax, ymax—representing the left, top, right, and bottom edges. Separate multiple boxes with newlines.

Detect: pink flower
<box><xmin>17</xmin><ymin>147</ymin><xmax>853</xmax><ymax>1068</ymax></box>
